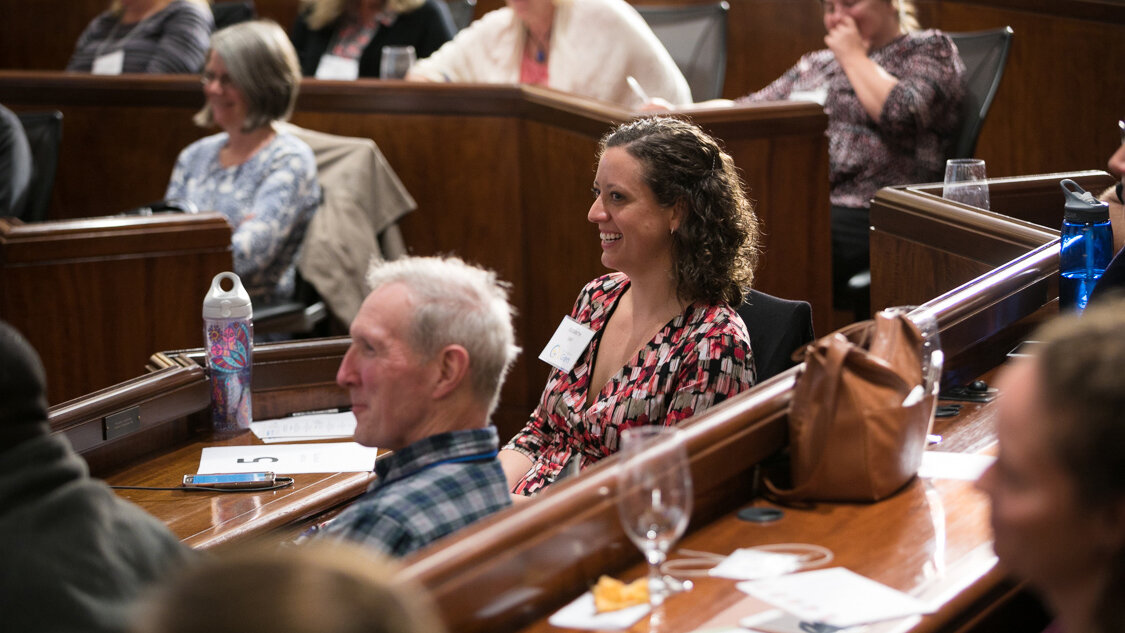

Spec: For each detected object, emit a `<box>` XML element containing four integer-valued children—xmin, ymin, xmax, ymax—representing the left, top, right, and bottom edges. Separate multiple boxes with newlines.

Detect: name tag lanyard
<box><xmin>379</xmin><ymin>450</ymin><xmax>500</xmax><ymax>486</ymax></box>
<box><xmin>315</xmin><ymin>19</ymin><xmax>380</xmax><ymax>80</ymax></box>
<box><xmin>93</xmin><ymin>15</ymin><xmax>152</xmax><ymax>74</ymax></box>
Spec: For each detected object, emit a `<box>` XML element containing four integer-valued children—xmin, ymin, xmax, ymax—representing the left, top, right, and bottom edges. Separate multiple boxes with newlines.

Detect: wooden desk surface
<box><xmin>105</xmin><ymin>431</ymin><xmax>378</xmax><ymax>551</ymax></box>
<box><xmin>515</xmin><ymin>396</ymin><xmax>1004</xmax><ymax>633</ymax></box>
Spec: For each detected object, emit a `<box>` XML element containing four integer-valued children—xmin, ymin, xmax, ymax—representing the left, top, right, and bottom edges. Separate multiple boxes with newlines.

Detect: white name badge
<box><xmin>92</xmin><ymin>49</ymin><xmax>124</xmax><ymax>75</ymax></box>
<box><xmin>315</xmin><ymin>54</ymin><xmax>360</xmax><ymax>80</ymax></box>
<box><xmin>539</xmin><ymin>316</ymin><xmax>595</xmax><ymax>373</ymax></box>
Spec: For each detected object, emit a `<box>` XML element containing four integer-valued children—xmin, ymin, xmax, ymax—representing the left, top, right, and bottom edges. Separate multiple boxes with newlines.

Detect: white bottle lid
<box><xmin>202</xmin><ymin>272</ymin><xmax>253</xmax><ymax>319</ymax></box>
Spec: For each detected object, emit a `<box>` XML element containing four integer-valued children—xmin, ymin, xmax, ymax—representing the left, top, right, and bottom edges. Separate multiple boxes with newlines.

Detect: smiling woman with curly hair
<box><xmin>498</xmin><ymin>116</ymin><xmax>760</xmax><ymax>497</ymax></box>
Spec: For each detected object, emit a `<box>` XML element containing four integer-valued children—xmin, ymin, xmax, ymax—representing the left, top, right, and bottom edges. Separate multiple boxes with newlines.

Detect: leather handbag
<box><xmin>765</xmin><ymin>309</ymin><xmax>933</xmax><ymax>502</ymax></box>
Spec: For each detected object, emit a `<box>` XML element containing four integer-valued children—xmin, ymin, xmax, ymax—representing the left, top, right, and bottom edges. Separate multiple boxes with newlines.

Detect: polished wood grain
<box><xmin>107</xmin><ymin>433</ymin><xmax>378</xmax><ymax>551</ymax></box>
<box><xmin>513</xmin><ymin>474</ymin><xmax>1002</xmax><ymax>633</ymax></box>
<box><xmin>0</xmin><ymin>213</ymin><xmax>232</xmax><ymax>404</ymax></box>
<box><xmin>0</xmin><ymin>74</ymin><xmax>833</xmax><ymax>440</ymax></box>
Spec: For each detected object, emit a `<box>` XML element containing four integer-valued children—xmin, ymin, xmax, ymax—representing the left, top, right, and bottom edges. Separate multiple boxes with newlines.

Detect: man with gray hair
<box><xmin>313</xmin><ymin>256</ymin><xmax>520</xmax><ymax>556</ymax></box>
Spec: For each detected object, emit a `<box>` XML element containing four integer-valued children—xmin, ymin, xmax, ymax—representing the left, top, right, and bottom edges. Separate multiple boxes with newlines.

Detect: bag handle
<box><xmin>764</xmin><ymin>332</ymin><xmax>852</xmax><ymax>500</ymax></box>
<box><xmin>791</xmin><ymin>319</ymin><xmax>873</xmax><ymax>363</ymax></box>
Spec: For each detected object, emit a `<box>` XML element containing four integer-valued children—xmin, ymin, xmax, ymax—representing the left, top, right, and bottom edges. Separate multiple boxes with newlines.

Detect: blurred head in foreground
<box><xmin>133</xmin><ymin>541</ymin><xmax>448</xmax><ymax>633</ymax></box>
<box><xmin>976</xmin><ymin>300</ymin><xmax>1125</xmax><ymax>633</ymax></box>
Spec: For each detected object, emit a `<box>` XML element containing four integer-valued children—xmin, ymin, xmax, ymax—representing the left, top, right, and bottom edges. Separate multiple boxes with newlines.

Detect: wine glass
<box><xmin>379</xmin><ymin>45</ymin><xmax>416</xmax><ymax>79</ymax></box>
<box><xmin>942</xmin><ymin>158</ymin><xmax>990</xmax><ymax>210</ymax></box>
<box><xmin>616</xmin><ymin>426</ymin><xmax>693</xmax><ymax>605</ymax></box>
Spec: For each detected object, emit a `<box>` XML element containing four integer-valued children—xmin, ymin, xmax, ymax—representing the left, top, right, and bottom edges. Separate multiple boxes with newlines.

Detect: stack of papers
<box><xmin>250</xmin><ymin>410</ymin><xmax>356</xmax><ymax>443</ymax></box>
<box><xmin>738</xmin><ymin>568</ymin><xmax>934</xmax><ymax>630</ymax></box>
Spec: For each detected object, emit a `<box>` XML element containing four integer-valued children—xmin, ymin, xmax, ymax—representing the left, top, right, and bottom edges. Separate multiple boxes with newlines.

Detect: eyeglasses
<box><xmin>200</xmin><ymin>71</ymin><xmax>235</xmax><ymax>89</ymax></box>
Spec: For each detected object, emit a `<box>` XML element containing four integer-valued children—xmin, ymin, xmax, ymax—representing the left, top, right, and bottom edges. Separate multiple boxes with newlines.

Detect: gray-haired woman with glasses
<box><xmin>166</xmin><ymin>20</ymin><xmax>321</xmax><ymax>307</ymax></box>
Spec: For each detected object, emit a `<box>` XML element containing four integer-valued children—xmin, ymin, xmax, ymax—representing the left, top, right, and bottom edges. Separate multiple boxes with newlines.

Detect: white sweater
<box><xmin>409</xmin><ymin>0</ymin><xmax>691</xmax><ymax>108</ymax></box>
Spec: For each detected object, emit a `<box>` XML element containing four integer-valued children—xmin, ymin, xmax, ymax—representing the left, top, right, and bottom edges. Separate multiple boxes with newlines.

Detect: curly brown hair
<box><xmin>600</xmin><ymin>116</ymin><xmax>759</xmax><ymax>306</ymax></box>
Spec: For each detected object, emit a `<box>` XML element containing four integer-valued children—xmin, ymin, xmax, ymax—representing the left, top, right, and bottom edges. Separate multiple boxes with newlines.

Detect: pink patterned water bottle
<box><xmin>202</xmin><ymin>272</ymin><xmax>253</xmax><ymax>435</ymax></box>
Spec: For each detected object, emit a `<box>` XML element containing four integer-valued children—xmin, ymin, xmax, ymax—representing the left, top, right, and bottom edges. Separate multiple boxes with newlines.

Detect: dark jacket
<box><xmin>0</xmin><ymin>433</ymin><xmax>194</xmax><ymax>633</ymax></box>
<box><xmin>291</xmin><ymin>0</ymin><xmax>456</xmax><ymax>78</ymax></box>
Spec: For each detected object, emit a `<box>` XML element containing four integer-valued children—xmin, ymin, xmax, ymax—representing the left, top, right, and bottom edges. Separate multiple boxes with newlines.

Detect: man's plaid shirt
<box><xmin>317</xmin><ymin>427</ymin><xmax>512</xmax><ymax>556</ymax></box>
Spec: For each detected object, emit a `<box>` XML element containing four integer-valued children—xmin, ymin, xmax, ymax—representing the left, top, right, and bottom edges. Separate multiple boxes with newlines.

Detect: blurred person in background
<box><xmin>651</xmin><ymin>0</ymin><xmax>964</xmax><ymax>313</ymax></box>
<box><xmin>165</xmin><ymin>20</ymin><xmax>321</xmax><ymax>307</ymax></box>
<box><xmin>407</xmin><ymin>0</ymin><xmax>690</xmax><ymax>109</ymax></box>
<box><xmin>67</xmin><ymin>0</ymin><xmax>214</xmax><ymax>74</ymax></box>
<box><xmin>291</xmin><ymin>0</ymin><xmax>455</xmax><ymax>79</ymax></box>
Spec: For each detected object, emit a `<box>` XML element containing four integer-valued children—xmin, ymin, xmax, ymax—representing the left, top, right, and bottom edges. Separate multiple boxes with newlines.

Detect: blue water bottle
<box><xmin>202</xmin><ymin>272</ymin><xmax>253</xmax><ymax>435</ymax></box>
<box><xmin>1059</xmin><ymin>179</ymin><xmax>1114</xmax><ymax>312</ymax></box>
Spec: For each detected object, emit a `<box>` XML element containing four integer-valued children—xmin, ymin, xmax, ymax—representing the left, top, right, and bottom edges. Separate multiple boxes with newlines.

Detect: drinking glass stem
<box><xmin>646</xmin><ymin>546</ymin><xmax>668</xmax><ymax>605</ymax></box>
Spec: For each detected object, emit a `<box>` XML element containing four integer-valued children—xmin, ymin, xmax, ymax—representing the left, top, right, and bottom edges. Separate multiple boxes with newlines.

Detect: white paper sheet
<box><xmin>197</xmin><ymin>442</ymin><xmax>379</xmax><ymax>475</ymax></box>
<box><xmin>737</xmin><ymin>567</ymin><xmax>933</xmax><ymax>628</ymax></box>
<box><xmin>918</xmin><ymin>451</ymin><xmax>995</xmax><ymax>481</ymax></box>
<box><xmin>741</xmin><ymin>609</ymin><xmax>857</xmax><ymax>633</ymax></box>
<box><xmin>547</xmin><ymin>592</ymin><xmax>651</xmax><ymax>630</ymax></box>
<box><xmin>709</xmin><ymin>548</ymin><xmax>803</xmax><ymax>580</ymax></box>
<box><xmin>250</xmin><ymin>410</ymin><xmax>356</xmax><ymax>443</ymax></box>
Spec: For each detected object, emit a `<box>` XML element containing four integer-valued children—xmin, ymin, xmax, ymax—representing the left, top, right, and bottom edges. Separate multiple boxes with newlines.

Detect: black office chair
<box><xmin>15</xmin><ymin>110</ymin><xmax>62</xmax><ymax>223</ymax></box>
<box><xmin>444</xmin><ymin>0</ymin><xmax>476</xmax><ymax>32</ymax></box>
<box><xmin>946</xmin><ymin>26</ymin><xmax>1014</xmax><ymax>160</ymax></box>
<box><xmin>847</xmin><ymin>27</ymin><xmax>1013</xmax><ymax>320</ymax></box>
<box><xmin>736</xmin><ymin>289</ymin><xmax>815</xmax><ymax>383</ymax></box>
<box><xmin>211</xmin><ymin>1</ymin><xmax>256</xmax><ymax>30</ymax></box>
<box><xmin>634</xmin><ymin>2</ymin><xmax>729</xmax><ymax>101</ymax></box>
<box><xmin>254</xmin><ymin>272</ymin><xmax>331</xmax><ymax>339</ymax></box>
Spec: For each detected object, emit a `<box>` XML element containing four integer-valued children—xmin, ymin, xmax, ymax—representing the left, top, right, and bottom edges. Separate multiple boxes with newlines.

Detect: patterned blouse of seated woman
<box><xmin>499</xmin><ymin>117</ymin><xmax>760</xmax><ymax>498</ymax></box>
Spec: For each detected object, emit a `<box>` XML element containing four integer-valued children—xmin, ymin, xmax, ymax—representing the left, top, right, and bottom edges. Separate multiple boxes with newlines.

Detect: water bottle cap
<box><xmin>1061</xmin><ymin>179</ymin><xmax>1109</xmax><ymax>223</ymax></box>
<box><xmin>202</xmin><ymin>272</ymin><xmax>253</xmax><ymax>319</ymax></box>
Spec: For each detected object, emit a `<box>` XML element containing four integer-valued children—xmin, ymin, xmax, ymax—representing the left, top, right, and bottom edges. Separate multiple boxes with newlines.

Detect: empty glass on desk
<box><xmin>943</xmin><ymin>158</ymin><xmax>990</xmax><ymax>210</ymax></box>
<box><xmin>380</xmin><ymin>46</ymin><xmax>416</xmax><ymax>79</ymax></box>
<box><xmin>616</xmin><ymin>426</ymin><xmax>693</xmax><ymax>605</ymax></box>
